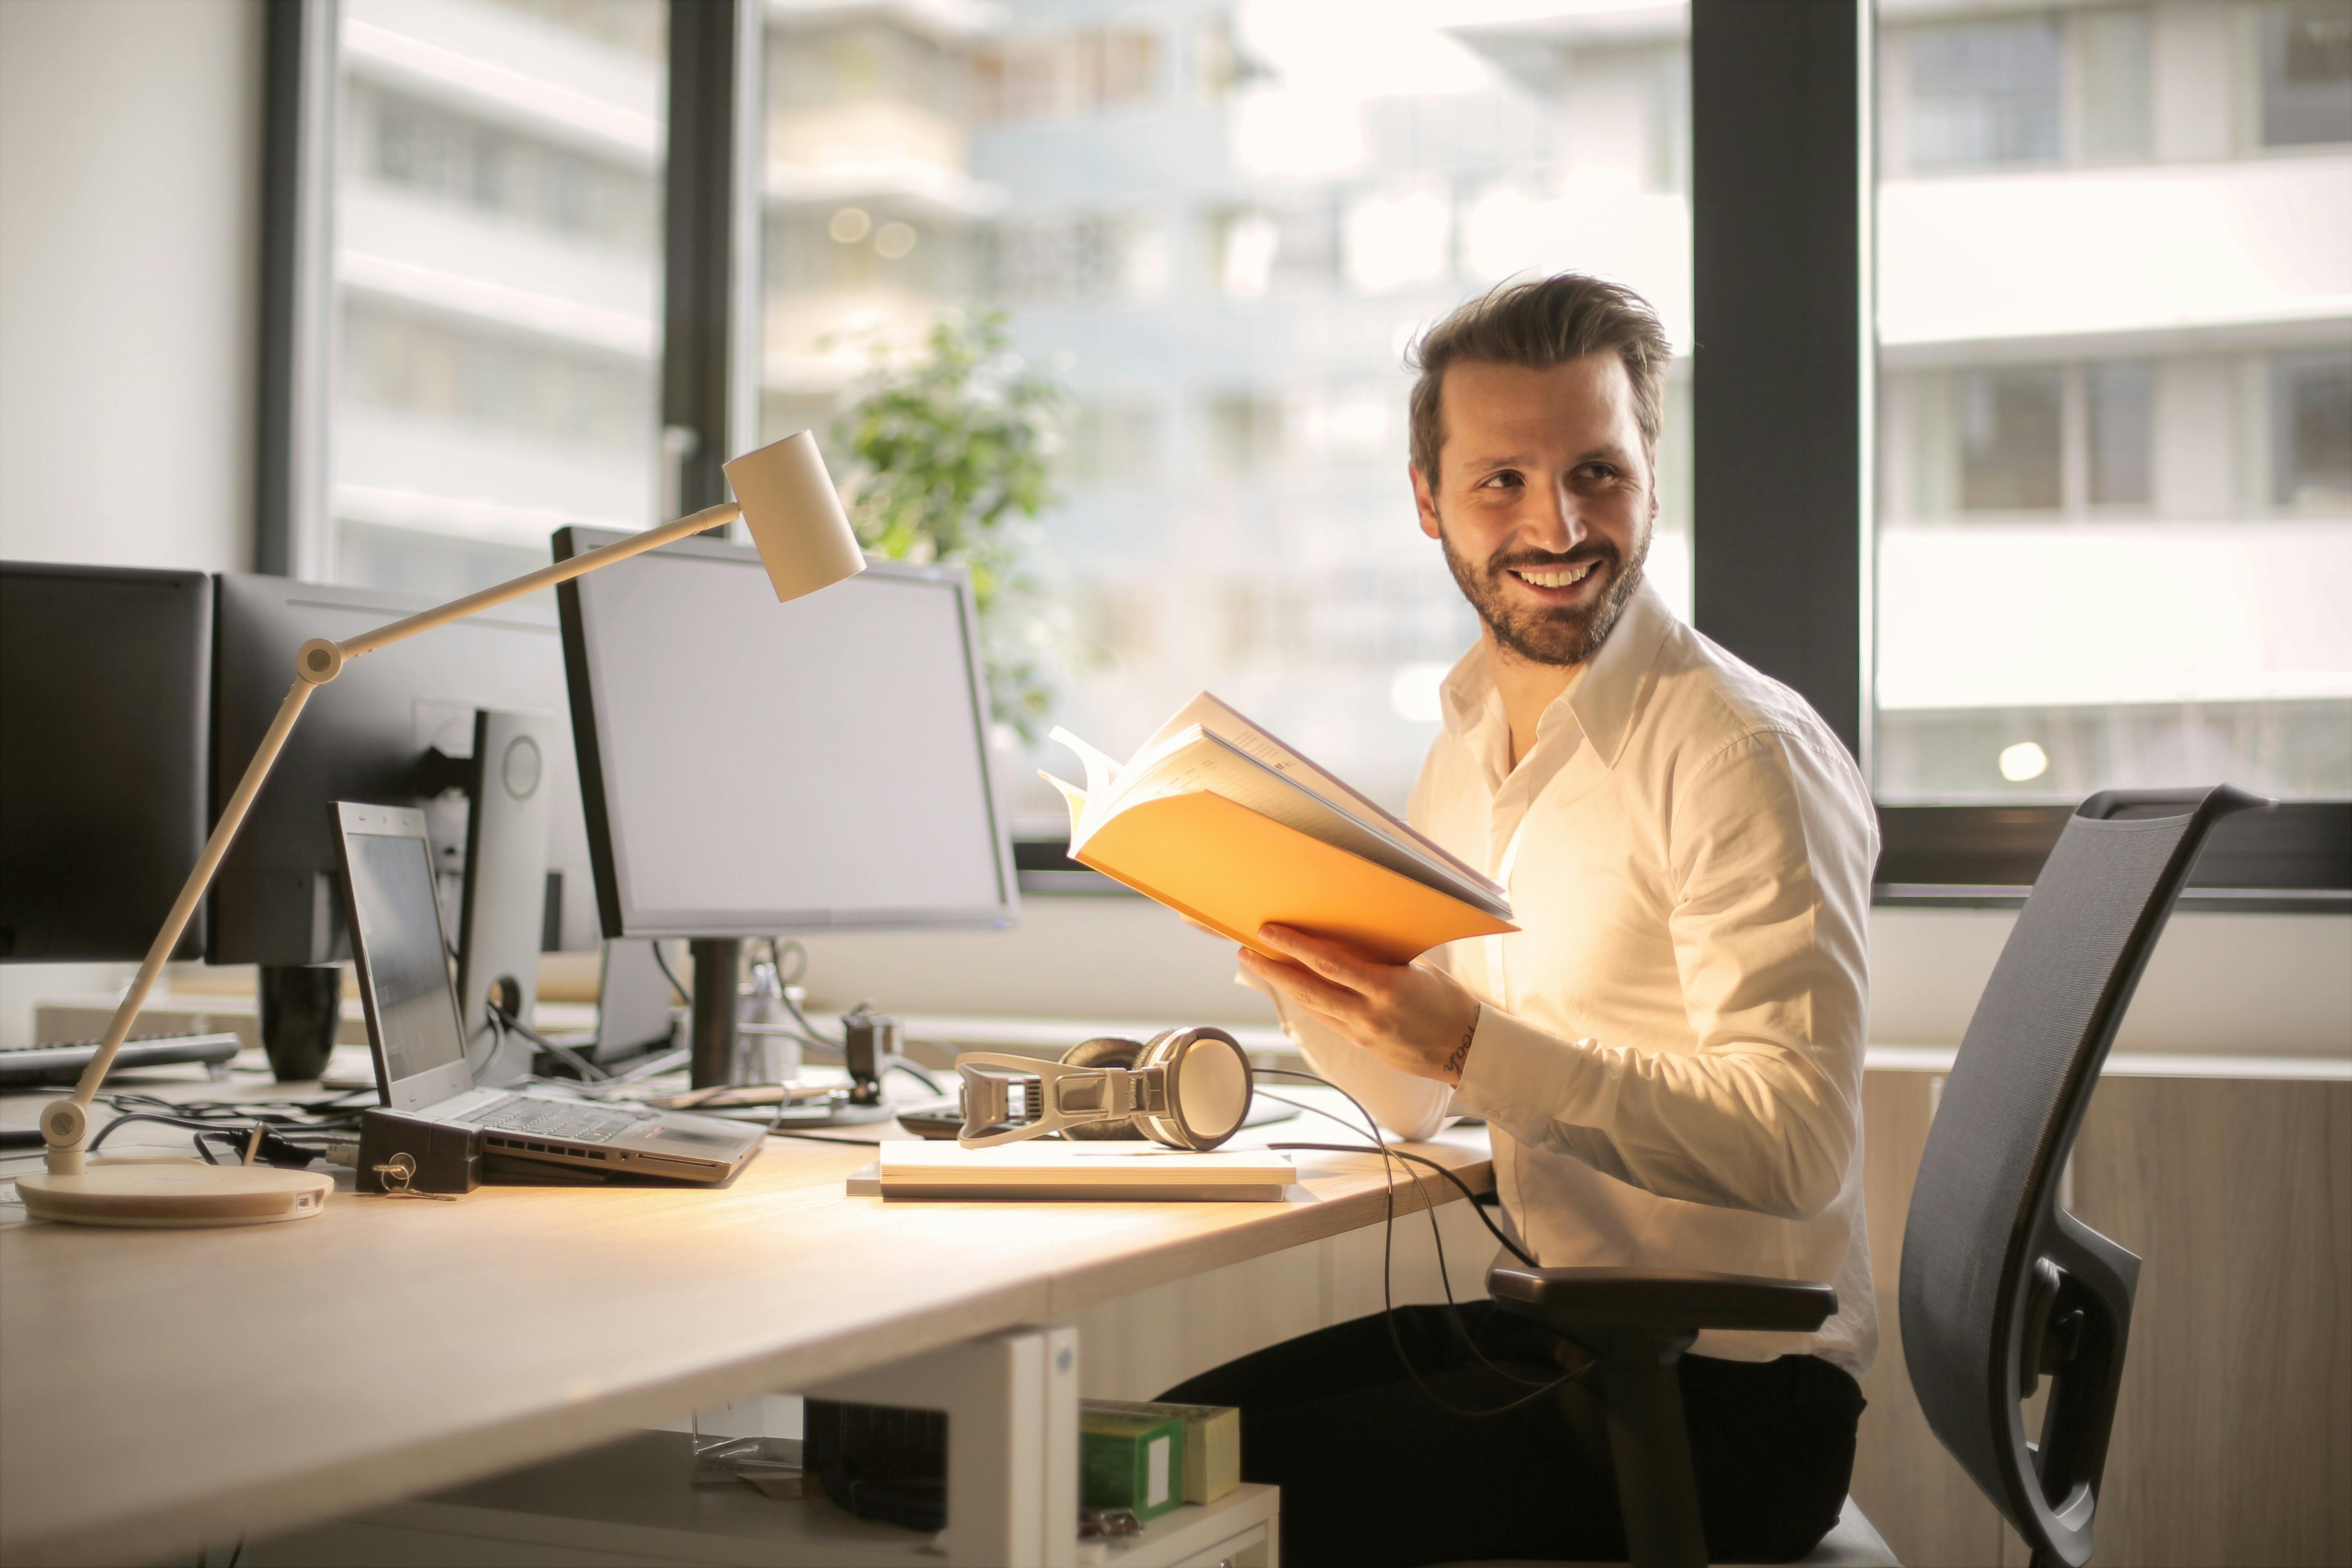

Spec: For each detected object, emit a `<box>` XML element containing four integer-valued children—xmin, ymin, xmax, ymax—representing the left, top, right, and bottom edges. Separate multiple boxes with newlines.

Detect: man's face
<box><xmin>1412</xmin><ymin>352</ymin><xmax>1656</xmax><ymax>668</ymax></box>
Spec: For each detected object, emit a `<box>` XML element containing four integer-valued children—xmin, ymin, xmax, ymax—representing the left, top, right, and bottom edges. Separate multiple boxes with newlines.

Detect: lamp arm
<box><xmin>339</xmin><ymin>501</ymin><xmax>738</xmax><ymax>658</ymax></box>
<box><xmin>38</xmin><ymin>498</ymin><xmax>743</xmax><ymax>1176</ymax></box>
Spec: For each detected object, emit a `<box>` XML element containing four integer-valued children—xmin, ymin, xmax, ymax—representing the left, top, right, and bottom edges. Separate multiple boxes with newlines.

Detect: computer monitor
<box><xmin>0</xmin><ymin>561</ymin><xmax>212</xmax><ymax>962</ymax></box>
<box><xmin>555</xmin><ymin>529</ymin><xmax>1016</xmax><ymax>1087</ymax></box>
<box><xmin>209</xmin><ymin>573</ymin><xmax>600</xmax><ymax>967</ymax></box>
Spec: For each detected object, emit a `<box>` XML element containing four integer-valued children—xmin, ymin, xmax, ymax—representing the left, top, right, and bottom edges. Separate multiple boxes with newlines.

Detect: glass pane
<box><xmin>327</xmin><ymin>0</ymin><xmax>668</xmax><ymax>599</ymax></box>
<box><xmin>760</xmin><ymin>0</ymin><xmax>1692</xmax><ymax>820</ymax></box>
<box><xmin>1874</xmin><ymin>1</ymin><xmax>2352</xmax><ymax>803</ymax></box>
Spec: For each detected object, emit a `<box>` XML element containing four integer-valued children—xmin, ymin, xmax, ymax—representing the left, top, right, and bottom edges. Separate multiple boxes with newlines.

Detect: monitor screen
<box><xmin>0</xmin><ymin>562</ymin><xmax>210</xmax><ymax>962</ymax></box>
<box><xmin>557</xmin><ymin>530</ymin><xmax>1016</xmax><ymax>937</ymax></box>
<box><xmin>211</xmin><ymin>574</ymin><xmax>600</xmax><ymax>965</ymax></box>
<box><xmin>342</xmin><ymin>825</ymin><xmax>468</xmax><ymax>1090</ymax></box>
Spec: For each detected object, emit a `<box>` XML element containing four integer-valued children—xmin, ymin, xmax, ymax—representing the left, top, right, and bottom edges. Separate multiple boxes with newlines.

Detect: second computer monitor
<box><xmin>210</xmin><ymin>573</ymin><xmax>601</xmax><ymax>965</ymax></box>
<box><xmin>555</xmin><ymin>529</ymin><xmax>1016</xmax><ymax>938</ymax></box>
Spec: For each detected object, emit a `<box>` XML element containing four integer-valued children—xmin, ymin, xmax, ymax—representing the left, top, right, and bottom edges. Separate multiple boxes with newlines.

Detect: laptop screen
<box><xmin>343</xmin><ymin>826</ymin><xmax>468</xmax><ymax>1091</ymax></box>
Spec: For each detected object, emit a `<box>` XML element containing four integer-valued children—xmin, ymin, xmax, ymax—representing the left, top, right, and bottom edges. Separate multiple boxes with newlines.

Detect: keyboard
<box><xmin>458</xmin><ymin>1096</ymin><xmax>659</xmax><ymax>1144</ymax></box>
<box><xmin>0</xmin><ymin>1032</ymin><xmax>244</xmax><ymax>1088</ymax></box>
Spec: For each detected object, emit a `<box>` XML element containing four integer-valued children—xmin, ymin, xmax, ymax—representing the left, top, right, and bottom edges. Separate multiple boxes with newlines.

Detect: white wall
<box><xmin>0</xmin><ymin>0</ymin><xmax>264</xmax><ymax>1048</ymax></box>
<box><xmin>0</xmin><ymin>0</ymin><xmax>262</xmax><ymax>571</ymax></box>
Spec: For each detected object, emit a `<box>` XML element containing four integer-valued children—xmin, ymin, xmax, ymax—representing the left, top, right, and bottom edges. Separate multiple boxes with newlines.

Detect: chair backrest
<box><xmin>1898</xmin><ymin>785</ymin><xmax>2265</xmax><ymax>1568</ymax></box>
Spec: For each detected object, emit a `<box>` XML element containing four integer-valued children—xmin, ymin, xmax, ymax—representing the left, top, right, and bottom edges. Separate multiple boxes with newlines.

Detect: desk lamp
<box><xmin>19</xmin><ymin>433</ymin><xmax>865</xmax><ymax>1228</ymax></box>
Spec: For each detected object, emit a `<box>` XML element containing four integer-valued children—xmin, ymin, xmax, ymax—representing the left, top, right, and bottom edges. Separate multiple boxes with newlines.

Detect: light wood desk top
<box><xmin>0</xmin><ymin>1105</ymin><xmax>1491</xmax><ymax>1568</ymax></box>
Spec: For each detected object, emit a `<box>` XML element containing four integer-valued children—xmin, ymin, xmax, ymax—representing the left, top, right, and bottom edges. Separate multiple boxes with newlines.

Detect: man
<box><xmin>1165</xmin><ymin>274</ymin><xmax>1878</xmax><ymax>1566</ymax></box>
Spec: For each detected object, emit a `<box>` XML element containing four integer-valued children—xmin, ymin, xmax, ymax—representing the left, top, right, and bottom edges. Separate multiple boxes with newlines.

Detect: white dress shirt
<box><xmin>1252</xmin><ymin>578</ymin><xmax>1879</xmax><ymax>1375</ymax></box>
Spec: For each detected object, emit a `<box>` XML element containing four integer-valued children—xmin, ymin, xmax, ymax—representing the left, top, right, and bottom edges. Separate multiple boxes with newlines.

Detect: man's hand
<box><xmin>1239</xmin><ymin>924</ymin><xmax>1483</xmax><ymax>1086</ymax></box>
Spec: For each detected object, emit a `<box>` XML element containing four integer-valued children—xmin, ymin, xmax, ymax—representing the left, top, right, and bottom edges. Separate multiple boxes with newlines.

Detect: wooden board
<box><xmin>0</xmin><ymin>1112</ymin><xmax>1489</xmax><ymax>1568</ymax></box>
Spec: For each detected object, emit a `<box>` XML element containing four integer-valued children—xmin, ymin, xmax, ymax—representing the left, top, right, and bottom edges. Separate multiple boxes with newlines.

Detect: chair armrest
<box><xmin>1488</xmin><ymin>1263</ymin><xmax>1836</xmax><ymax>1336</ymax></box>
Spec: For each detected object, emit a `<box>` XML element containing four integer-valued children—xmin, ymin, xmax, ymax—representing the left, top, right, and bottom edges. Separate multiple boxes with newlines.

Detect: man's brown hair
<box><xmin>1406</xmin><ymin>273</ymin><xmax>1671</xmax><ymax>485</ymax></box>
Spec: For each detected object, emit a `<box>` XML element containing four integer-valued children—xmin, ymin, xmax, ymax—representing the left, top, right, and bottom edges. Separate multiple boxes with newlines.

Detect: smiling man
<box><xmin>1164</xmin><ymin>274</ymin><xmax>1879</xmax><ymax>1566</ymax></box>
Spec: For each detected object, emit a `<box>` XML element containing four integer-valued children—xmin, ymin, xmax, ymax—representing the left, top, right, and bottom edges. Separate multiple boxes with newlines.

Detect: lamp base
<box><xmin>16</xmin><ymin>1158</ymin><xmax>333</xmax><ymax>1228</ymax></box>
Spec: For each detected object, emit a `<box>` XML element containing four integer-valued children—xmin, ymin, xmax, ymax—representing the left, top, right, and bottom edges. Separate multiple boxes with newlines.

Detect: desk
<box><xmin>0</xmin><ymin>1079</ymin><xmax>1494</xmax><ymax>1568</ymax></box>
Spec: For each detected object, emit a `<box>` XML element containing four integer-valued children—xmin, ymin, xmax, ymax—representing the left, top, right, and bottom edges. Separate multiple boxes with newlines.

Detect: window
<box><xmin>1876</xmin><ymin>3</ymin><xmax>2352</xmax><ymax>805</ymax></box>
<box><xmin>1906</xmin><ymin>16</ymin><xmax>2065</xmax><ymax>170</ymax></box>
<box><xmin>318</xmin><ymin>0</ymin><xmax>668</xmax><ymax>599</ymax></box>
<box><xmin>2260</xmin><ymin>0</ymin><xmax>2352</xmax><ymax>147</ymax></box>
<box><xmin>760</xmin><ymin>2</ymin><xmax>1691</xmax><ymax>817</ymax></box>
<box><xmin>2274</xmin><ymin>350</ymin><xmax>2352</xmax><ymax>507</ymax></box>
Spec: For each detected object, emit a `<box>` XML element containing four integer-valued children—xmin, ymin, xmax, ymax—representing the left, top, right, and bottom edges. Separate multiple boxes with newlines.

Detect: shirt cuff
<box><xmin>1452</xmin><ymin>1004</ymin><xmax>1613</xmax><ymax>1130</ymax></box>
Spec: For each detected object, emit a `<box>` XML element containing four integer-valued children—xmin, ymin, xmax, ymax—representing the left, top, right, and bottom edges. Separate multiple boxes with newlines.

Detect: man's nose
<box><xmin>1525</xmin><ymin>479</ymin><xmax>1588</xmax><ymax>552</ymax></box>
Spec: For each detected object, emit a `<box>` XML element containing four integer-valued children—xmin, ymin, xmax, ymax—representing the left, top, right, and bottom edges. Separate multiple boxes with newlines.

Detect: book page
<box><xmin>1111</xmin><ymin>730</ymin><xmax>1510</xmax><ymax>915</ymax></box>
<box><xmin>1148</xmin><ymin>693</ymin><xmax>1502</xmax><ymax>900</ymax></box>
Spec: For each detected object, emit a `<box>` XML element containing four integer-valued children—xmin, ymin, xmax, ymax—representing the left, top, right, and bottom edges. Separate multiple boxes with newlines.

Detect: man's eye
<box><xmin>1479</xmin><ymin>471</ymin><xmax>1523</xmax><ymax>490</ymax></box>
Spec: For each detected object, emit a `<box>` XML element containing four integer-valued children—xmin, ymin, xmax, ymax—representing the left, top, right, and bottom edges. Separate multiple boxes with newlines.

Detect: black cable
<box><xmin>1256</xmin><ymin>1084</ymin><xmax>1552</xmax><ymax>1392</ymax></box>
<box><xmin>650</xmin><ymin>942</ymin><xmax>690</xmax><ymax>1006</ymax></box>
<box><xmin>766</xmin><ymin>1128</ymin><xmax>887</xmax><ymax>1145</ymax></box>
<box><xmin>1266</xmin><ymin>1137</ymin><xmax>1535</xmax><ymax>1269</ymax></box>
<box><xmin>489</xmin><ymin>1003</ymin><xmax>610</xmax><ymax>1081</ymax></box>
<box><xmin>1251</xmin><ymin>1068</ymin><xmax>1583</xmax><ymax>1416</ymax></box>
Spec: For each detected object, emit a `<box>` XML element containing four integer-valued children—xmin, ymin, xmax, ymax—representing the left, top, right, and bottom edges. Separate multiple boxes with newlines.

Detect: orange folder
<box><xmin>1071</xmin><ymin>790</ymin><xmax>1517</xmax><ymax>965</ymax></box>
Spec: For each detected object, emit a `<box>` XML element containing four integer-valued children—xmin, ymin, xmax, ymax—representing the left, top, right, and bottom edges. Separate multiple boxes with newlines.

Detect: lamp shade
<box><xmin>724</xmin><ymin>431</ymin><xmax>868</xmax><ymax>603</ymax></box>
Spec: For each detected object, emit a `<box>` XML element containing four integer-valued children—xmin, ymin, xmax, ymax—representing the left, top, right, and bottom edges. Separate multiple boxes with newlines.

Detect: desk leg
<box><xmin>807</xmin><ymin>1325</ymin><xmax>1080</xmax><ymax>1568</ymax></box>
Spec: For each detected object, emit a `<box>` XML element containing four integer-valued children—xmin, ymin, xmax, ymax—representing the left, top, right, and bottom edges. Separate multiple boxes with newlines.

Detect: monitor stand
<box><xmin>688</xmin><ymin>941</ymin><xmax>900</xmax><ymax>1125</ymax></box>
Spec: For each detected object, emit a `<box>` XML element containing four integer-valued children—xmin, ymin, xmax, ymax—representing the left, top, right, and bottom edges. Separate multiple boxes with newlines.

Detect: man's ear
<box><xmin>1411</xmin><ymin>462</ymin><xmax>1442</xmax><ymax>541</ymax></box>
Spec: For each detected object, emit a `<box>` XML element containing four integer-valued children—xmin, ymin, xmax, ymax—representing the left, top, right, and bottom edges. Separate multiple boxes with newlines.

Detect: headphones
<box><xmin>955</xmin><ymin>1026</ymin><xmax>1254</xmax><ymax>1150</ymax></box>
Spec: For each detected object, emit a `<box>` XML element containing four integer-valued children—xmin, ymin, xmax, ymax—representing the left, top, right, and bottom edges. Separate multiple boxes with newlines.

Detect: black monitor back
<box><xmin>0</xmin><ymin>561</ymin><xmax>212</xmax><ymax>962</ymax></box>
<box><xmin>209</xmin><ymin>574</ymin><xmax>597</xmax><ymax>965</ymax></box>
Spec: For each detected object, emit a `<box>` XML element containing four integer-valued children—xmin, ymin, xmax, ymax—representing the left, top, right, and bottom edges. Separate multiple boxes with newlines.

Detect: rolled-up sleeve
<box><xmin>1450</xmin><ymin>730</ymin><xmax>1872</xmax><ymax>1220</ymax></box>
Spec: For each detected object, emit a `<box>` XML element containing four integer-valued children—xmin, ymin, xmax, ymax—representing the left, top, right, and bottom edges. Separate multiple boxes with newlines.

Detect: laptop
<box><xmin>332</xmin><ymin>802</ymin><xmax>761</xmax><ymax>1185</ymax></box>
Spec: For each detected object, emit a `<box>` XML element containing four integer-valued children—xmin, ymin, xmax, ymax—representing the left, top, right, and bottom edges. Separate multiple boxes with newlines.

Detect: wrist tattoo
<box><xmin>1442</xmin><ymin>1022</ymin><xmax>1476</xmax><ymax>1080</ymax></box>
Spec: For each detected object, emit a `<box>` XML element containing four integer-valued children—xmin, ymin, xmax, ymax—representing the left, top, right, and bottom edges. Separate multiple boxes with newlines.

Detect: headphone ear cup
<box><xmin>1059</xmin><ymin>1036</ymin><xmax>1145</xmax><ymax>1139</ymax></box>
<box><xmin>1133</xmin><ymin>1027</ymin><xmax>1252</xmax><ymax>1151</ymax></box>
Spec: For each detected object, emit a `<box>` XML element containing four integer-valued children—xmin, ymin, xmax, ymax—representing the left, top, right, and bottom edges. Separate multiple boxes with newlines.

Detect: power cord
<box><xmin>650</xmin><ymin>941</ymin><xmax>691</xmax><ymax>1007</ymax></box>
<box><xmin>488</xmin><ymin>1002</ymin><xmax>610</xmax><ymax>1082</ymax></box>
<box><xmin>1252</xmin><ymin>1067</ymin><xmax>1587</xmax><ymax>1417</ymax></box>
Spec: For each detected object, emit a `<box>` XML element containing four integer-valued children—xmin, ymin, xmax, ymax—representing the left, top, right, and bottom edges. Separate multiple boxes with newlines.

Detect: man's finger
<box><xmin>1240</xmin><ymin>946</ymin><xmax>1365</xmax><ymax>1022</ymax></box>
<box><xmin>1256</xmin><ymin>924</ymin><xmax>1385</xmax><ymax>989</ymax></box>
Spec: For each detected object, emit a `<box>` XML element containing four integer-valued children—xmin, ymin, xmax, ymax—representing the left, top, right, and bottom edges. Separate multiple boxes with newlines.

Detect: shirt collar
<box><xmin>1438</xmin><ymin>574</ymin><xmax>1676</xmax><ymax>772</ymax></box>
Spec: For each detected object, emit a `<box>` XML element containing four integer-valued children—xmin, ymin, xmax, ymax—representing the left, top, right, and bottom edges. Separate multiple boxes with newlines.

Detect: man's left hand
<box><xmin>1240</xmin><ymin>925</ymin><xmax>1483</xmax><ymax>1086</ymax></box>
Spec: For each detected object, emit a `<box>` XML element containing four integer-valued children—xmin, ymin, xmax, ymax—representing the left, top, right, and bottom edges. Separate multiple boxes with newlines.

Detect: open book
<box><xmin>1042</xmin><ymin>693</ymin><xmax>1515</xmax><ymax>965</ymax></box>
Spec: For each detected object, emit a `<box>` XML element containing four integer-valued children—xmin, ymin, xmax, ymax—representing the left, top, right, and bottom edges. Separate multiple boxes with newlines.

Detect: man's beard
<box><xmin>1439</xmin><ymin>516</ymin><xmax>1651</xmax><ymax>668</ymax></box>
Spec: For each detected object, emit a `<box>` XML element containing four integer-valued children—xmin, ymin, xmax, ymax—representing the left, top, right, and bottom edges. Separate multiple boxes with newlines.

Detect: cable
<box><xmin>489</xmin><ymin>1003</ymin><xmax>610</xmax><ymax>1081</ymax></box>
<box><xmin>1251</xmin><ymin>1068</ymin><xmax>1584</xmax><ymax>1416</ymax></box>
<box><xmin>650</xmin><ymin>942</ymin><xmax>690</xmax><ymax>1007</ymax></box>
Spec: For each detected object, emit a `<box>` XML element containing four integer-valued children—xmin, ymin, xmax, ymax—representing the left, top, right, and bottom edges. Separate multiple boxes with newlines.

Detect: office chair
<box><xmin>1480</xmin><ymin>784</ymin><xmax>2266</xmax><ymax>1568</ymax></box>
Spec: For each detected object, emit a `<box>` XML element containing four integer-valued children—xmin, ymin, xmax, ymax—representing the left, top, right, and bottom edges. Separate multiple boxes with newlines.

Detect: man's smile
<box><xmin>1504</xmin><ymin>558</ymin><xmax>1604</xmax><ymax>599</ymax></box>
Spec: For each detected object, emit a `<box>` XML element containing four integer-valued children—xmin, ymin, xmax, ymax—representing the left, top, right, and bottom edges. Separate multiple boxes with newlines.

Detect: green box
<box><xmin>1080</xmin><ymin>1399</ymin><xmax>1240</xmax><ymax>1504</ymax></box>
<box><xmin>1078</xmin><ymin>1408</ymin><xmax>1186</xmax><ymax>1522</ymax></box>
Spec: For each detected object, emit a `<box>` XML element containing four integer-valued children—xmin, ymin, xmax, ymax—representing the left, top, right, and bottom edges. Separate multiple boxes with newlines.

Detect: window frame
<box><xmin>1690</xmin><ymin>0</ymin><xmax>2347</xmax><ymax>911</ymax></box>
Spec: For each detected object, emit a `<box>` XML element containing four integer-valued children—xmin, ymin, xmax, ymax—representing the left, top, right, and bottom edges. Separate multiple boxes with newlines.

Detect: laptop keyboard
<box><xmin>459</xmin><ymin>1096</ymin><xmax>658</xmax><ymax>1145</ymax></box>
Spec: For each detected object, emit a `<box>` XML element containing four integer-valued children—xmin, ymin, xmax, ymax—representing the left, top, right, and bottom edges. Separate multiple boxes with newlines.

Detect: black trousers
<box><xmin>1161</xmin><ymin>1301</ymin><xmax>1863</xmax><ymax>1568</ymax></box>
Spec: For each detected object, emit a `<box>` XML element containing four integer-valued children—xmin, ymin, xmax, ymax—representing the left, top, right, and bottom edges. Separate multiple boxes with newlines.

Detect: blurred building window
<box><xmin>2077</xmin><ymin>8</ymin><xmax>2153</xmax><ymax>163</ymax></box>
<box><xmin>2274</xmin><ymin>349</ymin><xmax>2352</xmax><ymax>507</ymax></box>
<box><xmin>2260</xmin><ymin>0</ymin><xmax>2352</xmax><ymax>147</ymax></box>
<box><xmin>1907</xmin><ymin>16</ymin><xmax>2065</xmax><ymax>170</ymax></box>
<box><xmin>974</xmin><ymin>26</ymin><xmax>1162</xmax><ymax>121</ymax></box>
<box><xmin>1957</xmin><ymin>366</ymin><xmax>2065</xmax><ymax>510</ymax></box>
<box><xmin>2087</xmin><ymin>359</ymin><xmax>2154</xmax><ymax>508</ymax></box>
<box><xmin>1067</xmin><ymin>401</ymin><xmax>1164</xmax><ymax>488</ymax></box>
<box><xmin>325</xmin><ymin>0</ymin><xmax>667</xmax><ymax>601</ymax></box>
<box><xmin>1875</xmin><ymin>1</ymin><xmax>2352</xmax><ymax>803</ymax></box>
